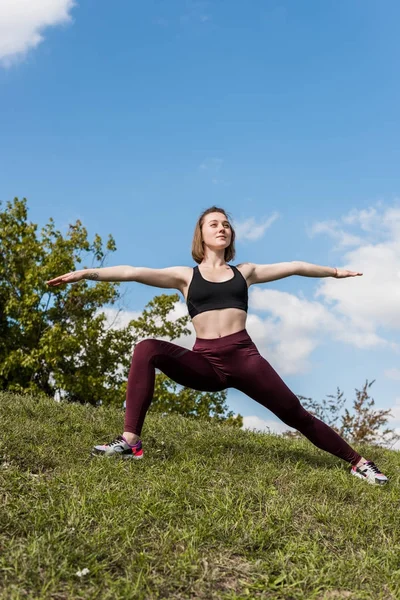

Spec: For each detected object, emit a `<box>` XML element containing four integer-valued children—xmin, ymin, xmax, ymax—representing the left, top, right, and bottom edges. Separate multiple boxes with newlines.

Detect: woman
<box><xmin>47</xmin><ymin>206</ymin><xmax>388</xmax><ymax>485</ymax></box>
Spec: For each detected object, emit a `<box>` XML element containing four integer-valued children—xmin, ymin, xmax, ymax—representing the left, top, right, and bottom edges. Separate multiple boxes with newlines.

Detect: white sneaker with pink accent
<box><xmin>351</xmin><ymin>461</ymin><xmax>388</xmax><ymax>485</ymax></box>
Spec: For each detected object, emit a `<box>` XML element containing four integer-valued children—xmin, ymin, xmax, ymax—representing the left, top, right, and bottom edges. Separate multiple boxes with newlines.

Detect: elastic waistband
<box><xmin>193</xmin><ymin>328</ymin><xmax>251</xmax><ymax>349</ymax></box>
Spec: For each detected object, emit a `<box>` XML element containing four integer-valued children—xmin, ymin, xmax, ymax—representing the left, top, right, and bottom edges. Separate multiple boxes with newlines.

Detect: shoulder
<box><xmin>175</xmin><ymin>266</ymin><xmax>195</xmax><ymax>287</ymax></box>
<box><xmin>132</xmin><ymin>265</ymin><xmax>193</xmax><ymax>291</ymax></box>
<box><xmin>235</xmin><ymin>262</ymin><xmax>255</xmax><ymax>283</ymax></box>
<box><xmin>174</xmin><ymin>265</ymin><xmax>194</xmax><ymax>279</ymax></box>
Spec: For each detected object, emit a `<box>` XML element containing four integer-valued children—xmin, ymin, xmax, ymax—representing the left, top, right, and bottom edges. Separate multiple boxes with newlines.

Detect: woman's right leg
<box><xmin>124</xmin><ymin>339</ymin><xmax>226</xmax><ymax>436</ymax></box>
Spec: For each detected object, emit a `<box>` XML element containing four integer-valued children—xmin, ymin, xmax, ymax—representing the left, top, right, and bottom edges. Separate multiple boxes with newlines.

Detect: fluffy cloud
<box><xmin>234</xmin><ymin>212</ymin><xmax>279</xmax><ymax>242</ymax></box>
<box><xmin>245</xmin><ymin>291</ymin><xmax>335</xmax><ymax>374</ymax></box>
<box><xmin>384</xmin><ymin>398</ymin><xmax>400</xmax><ymax>450</ymax></box>
<box><xmin>101</xmin><ymin>307</ymin><xmax>142</xmax><ymax>330</ymax></box>
<box><xmin>309</xmin><ymin>220</ymin><xmax>362</xmax><ymax>249</ymax></box>
<box><xmin>0</xmin><ymin>0</ymin><xmax>76</xmax><ymax>65</ymax></box>
<box><xmin>241</xmin><ymin>202</ymin><xmax>400</xmax><ymax>374</ymax></box>
<box><xmin>313</xmin><ymin>203</ymin><xmax>400</xmax><ymax>334</ymax></box>
<box><xmin>242</xmin><ymin>414</ymin><xmax>294</xmax><ymax>435</ymax></box>
<box><xmin>101</xmin><ymin>303</ymin><xmax>198</xmax><ymax>350</ymax></box>
<box><xmin>388</xmin><ymin>398</ymin><xmax>400</xmax><ymax>423</ymax></box>
<box><xmin>244</xmin><ymin>285</ymin><xmax>391</xmax><ymax>375</ymax></box>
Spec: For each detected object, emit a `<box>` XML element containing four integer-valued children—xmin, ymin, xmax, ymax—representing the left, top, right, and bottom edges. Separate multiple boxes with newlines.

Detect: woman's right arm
<box><xmin>46</xmin><ymin>265</ymin><xmax>191</xmax><ymax>290</ymax></box>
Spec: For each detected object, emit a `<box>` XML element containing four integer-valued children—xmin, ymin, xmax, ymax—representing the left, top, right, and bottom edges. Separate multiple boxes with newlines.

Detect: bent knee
<box><xmin>280</xmin><ymin>406</ymin><xmax>315</xmax><ymax>428</ymax></box>
<box><xmin>133</xmin><ymin>339</ymin><xmax>164</xmax><ymax>359</ymax></box>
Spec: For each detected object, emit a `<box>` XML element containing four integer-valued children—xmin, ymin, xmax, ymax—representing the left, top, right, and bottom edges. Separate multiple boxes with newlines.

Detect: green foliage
<box><xmin>1</xmin><ymin>197</ymin><xmax>121</xmax><ymax>402</ymax></box>
<box><xmin>1</xmin><ymin>391</ymin><xmax>399</xmax><ymax>600</ymax></box>
<box><xmin>0</xmin><ymin>197</ymin><xmax>242</xmax><ymax>426</ymax></box>
<box><xmin>151</xmin><ymin>372</ymin><xmax>243</xmax><ymax>428</ymax></box>
<box><xmin>129</xmin><ymin>294</ymin><xmax>191</xmax><ymax>341</ymax></box>
<box><xmin>295</xmin><ymin>388</ymin><xmax>347</xmax><ymax>431</ymax></box>
<box><xmin>286</xmin><ymin>380</ymin><xmax>399</xmax><ymax>448</ymax></box>
<box><xmin>340</xmin><ymin>380</ymin><xmax>399</xmax><ymax>447</ymax></box>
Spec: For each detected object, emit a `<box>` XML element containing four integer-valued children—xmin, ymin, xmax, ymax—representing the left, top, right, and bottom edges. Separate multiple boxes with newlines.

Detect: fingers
<box><xmin>46</xmin><ymin>278</ymin><xmax>67</xmax><ymax>286</ymax></box>
<box><xmin>336</xmin><ymin>269</ymin><xmax>363</xmax><ymax>279</ymax></box>
<box><xmin>341</xmin><ymin>271</ymin><xmax>363</xmax><ymax>278</ymax></box>
<box><xmin>46</xmin><ymin>272</ymin><xmax>76</xmax><ymax>286</ymax></box>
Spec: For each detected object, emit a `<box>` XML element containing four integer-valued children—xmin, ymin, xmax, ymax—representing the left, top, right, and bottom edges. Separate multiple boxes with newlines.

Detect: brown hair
<box><xmin>191</xmin><ymin>206</ymin><xmax>236</xmax><ymax>264</ymax></box>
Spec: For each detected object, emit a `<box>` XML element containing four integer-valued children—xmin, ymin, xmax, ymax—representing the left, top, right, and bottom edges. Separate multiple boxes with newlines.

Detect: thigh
<box><xmin>232</xmin><ymin>352</ymin><xmax>302</xmax><ymax>418</ymax></box>
<box><xmin>135</xmin><ymin>338</ymin><xmax>226</xmax><ymax>392</ymax></box>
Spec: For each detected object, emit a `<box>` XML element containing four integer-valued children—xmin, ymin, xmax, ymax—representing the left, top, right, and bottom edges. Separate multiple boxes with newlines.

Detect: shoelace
<box><xmin>107</xmin><ymin>436</ymin><xmax>125</xmax><ymax>447</ymax></box>
<box><xmin>362</xmin><ymin>461</ymin><xmax>381</xmax><ymax>474</ymax></box>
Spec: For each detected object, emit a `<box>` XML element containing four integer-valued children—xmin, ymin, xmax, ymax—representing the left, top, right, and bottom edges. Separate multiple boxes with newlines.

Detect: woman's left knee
<box><xmin>281</xmin><ymin>406</ymin><xmax>315</xmax><ymax>428</ymax></box>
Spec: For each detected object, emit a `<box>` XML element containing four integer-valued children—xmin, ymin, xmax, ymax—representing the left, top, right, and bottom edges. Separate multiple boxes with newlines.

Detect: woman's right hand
<box><xmin>46</xmin><ymin>270</ymin><xmax>85</xmax><ymax>287</ymax></box>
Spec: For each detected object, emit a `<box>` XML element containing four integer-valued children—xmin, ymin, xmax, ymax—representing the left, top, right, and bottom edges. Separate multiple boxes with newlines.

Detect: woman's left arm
<box><xmin>246</xmin><ymin>261</ymin><xmax>362</xmax><ymax>285</ymax></box>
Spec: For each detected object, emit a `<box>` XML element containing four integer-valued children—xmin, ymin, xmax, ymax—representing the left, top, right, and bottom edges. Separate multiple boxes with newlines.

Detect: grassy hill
<box><xmin>1</xmin><ymin>391</ymin><xmax>399</xmax><ymax>600</ymax></box>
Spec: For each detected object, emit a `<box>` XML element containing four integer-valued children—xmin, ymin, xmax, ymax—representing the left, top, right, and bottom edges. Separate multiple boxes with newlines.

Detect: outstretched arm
<box><xmin>246</xmin><ymin>261</ymin><xmax>362</xmax><ymax>285</ymax></box>
<box><xmin>46</xmin><ymin>265</ymin><xmax>190</xmax><ymax>289</ymax></box>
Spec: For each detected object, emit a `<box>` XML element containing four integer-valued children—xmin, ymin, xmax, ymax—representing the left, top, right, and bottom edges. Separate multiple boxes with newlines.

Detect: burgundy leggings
<box><xmin>125</xmin><ymin>329</ymin><xmax>361</xmax><ymax>465</ymax></box>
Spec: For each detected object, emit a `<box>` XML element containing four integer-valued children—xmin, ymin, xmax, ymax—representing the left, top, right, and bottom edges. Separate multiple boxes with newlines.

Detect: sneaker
<box><xmin>351</xmin><ymin>461</ymin><xmax>388</xmax><ymax>485</ymax></box>
<box><xmin>91</xmin><ymin>435</ymin><xmax>143</xmax><ymax>459</ymax></box>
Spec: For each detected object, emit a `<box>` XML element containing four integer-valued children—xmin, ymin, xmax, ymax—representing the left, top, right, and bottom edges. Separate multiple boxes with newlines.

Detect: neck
<box><xmin>201</xmin><ymin>249</ymin><xmax>227</xmax><ymax>268</ymax></box>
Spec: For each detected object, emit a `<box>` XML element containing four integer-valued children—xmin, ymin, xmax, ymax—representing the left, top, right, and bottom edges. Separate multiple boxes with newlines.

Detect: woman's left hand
<box><xmin>336</xmin><ymin>269</ymin><xmax>363</xmax><ymax>278</ymax></box>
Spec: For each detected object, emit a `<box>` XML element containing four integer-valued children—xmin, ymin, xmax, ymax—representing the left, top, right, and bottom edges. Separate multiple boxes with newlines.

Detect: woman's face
<box><xmin>201</xmin><ymin>212</ymin><xmax>232</xmax><ymax>251</ymax></box>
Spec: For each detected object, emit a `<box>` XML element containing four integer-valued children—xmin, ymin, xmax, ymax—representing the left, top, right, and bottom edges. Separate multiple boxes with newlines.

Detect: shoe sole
<box><xmin>91</xmin><ymin>451</ymin><xmax>143</xmax><ymax>460</ymax></box>
<box><xmin>351</xmin><ymin>471</ymin><xmax>388</xmax><ymax>485</ymax></box>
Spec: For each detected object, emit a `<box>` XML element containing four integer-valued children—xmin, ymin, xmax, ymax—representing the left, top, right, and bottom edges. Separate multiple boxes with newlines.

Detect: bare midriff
<box><xmin>191</xmin><ymin>308</ymin><xmax>247</xmax><ymax>339</ymax></box>
<box><xmin>180</xmin><ymin>264</ymin><xmax>250</xmax><ymax>339</ymax></box>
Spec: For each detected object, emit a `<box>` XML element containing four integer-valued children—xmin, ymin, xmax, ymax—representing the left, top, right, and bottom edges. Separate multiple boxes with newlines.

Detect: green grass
<box><xmin>0</xmin><ymin>391</ymin><xmax>399</xmax><ymax>600</ymax></box>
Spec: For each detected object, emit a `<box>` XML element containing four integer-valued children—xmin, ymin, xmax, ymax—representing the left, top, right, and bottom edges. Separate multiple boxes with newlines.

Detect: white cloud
<box><xmin>313</xmin><ymin>203</ymin><xmax>400</xmax><ymax>334</ymax></box>
<box><xmin>101</xmin><ymin>307</ymin><xmax>142</xmax><ymax>330</ymax></box>
<box><xmin>384</xmin><ymin>398</ymin><xmax>400</xmax><ymax>450</ymax></box>
<box><xmin>244</xmin><ymin>286</ymin><xmax>390</xmax><ymax>375</ymax></box>
<box><xmin>234</xmin><ymin>212</ymin><xmax>279</xmax><ymax>242</ymax></box>
<box><xmin>242</xmin><ymin>404</ymin><xmax>400</xmax><ymax>451</ymax></box>
<box><xmin>246</xmin><ymin>292</ymin><xmax>334</xmax><ymax>374</ymax></box>
<box><xmin>388</xmin><ymin>398</ymin><xmax>400</xmax><ymax>423</ymax></box>
<box><xmin>232</xmin><ymin>202</ymin><xmax>400</xmax><ymax>374</ymax></box>
<box><xmin>100</xmin><ymin>303</ymin><xmax>198</xmax><ymax>349</ymax></box>
<box><xmin>0</xmin><ymin>0</ymin><xmax>76</xmax><ymax>66</ymax></box>
<box><xmin>163</xmin><ymin>300</ymin><xmax>198</xmax><ymax>348</ymax></box>
<box><xmin>242</xmin><ymin>415</ymin><xmax>294</xmax><ymax>435</ymax></box>
<box><xmin>390</xmin><ymin>432</ymin><xmax>400</xmax><ymax>450</ymax></box>
<box><xmin>341</xmin><ymin>206</ymin><xmax>381</xmax><ymax>230</ymax></box>
<box><xmin>309</xmin><ymin>220</ymin><xmax>363</xmax><ymax>249</ymax></box>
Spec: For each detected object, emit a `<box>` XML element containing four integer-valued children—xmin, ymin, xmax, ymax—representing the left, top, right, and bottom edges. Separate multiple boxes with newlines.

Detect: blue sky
<box><xmin>1</xmin><ymin>0</ymin><xmax>400</xmax><ymax>440</ymax></box>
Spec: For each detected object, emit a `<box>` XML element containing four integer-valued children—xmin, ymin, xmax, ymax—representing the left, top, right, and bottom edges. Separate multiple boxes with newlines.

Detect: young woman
<box><xmin>47</xmin><ymin>206</ymin><xmax>388</xmax><ymax>485</ymax></box>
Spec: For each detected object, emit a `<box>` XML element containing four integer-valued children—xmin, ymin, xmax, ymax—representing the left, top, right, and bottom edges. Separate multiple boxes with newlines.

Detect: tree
<box><xmin>339</xmin><ymin>380</ymin><xmax>399</xmax><ymax>447</ymax></box>
<box><xmin>284</xmin><ymin>380</ymin><xmax>399</xmax><ymax>448</ymax></box>
<box><xmin>1</xmin><ymin>196</ymin><xmax>124</xmax><ymax>401</ymax></box>
<box><xmin>0</xmin><ymin>197</ymin><xmax>242</xmax><ymax>427</ymax></box>
<box><xmin>150</xmin><ymin>373</ymin><xmax>243</xmax><ymax>428</ymax></box>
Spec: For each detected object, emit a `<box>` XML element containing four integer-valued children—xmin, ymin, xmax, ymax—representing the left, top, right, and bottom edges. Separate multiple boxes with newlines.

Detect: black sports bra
<box><xmin>186</xmin><ymin>265</ymin><xmax>248</xmax><ymax>319</ymax></box>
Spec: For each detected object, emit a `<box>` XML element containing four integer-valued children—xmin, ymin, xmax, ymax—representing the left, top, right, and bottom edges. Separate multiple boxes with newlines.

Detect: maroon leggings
<box><xmin>125</xmin><ymin>329</ymin><xmax>361</xmax><ymax>465</ymax></box>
